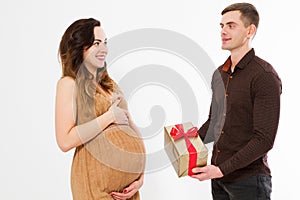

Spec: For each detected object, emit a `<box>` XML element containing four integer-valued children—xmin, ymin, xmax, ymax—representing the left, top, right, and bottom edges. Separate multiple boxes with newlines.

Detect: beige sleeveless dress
<box><xmin>71</xmin><ymin>87</ymin><xmax>145</xmax><ymax>200</ymax></box>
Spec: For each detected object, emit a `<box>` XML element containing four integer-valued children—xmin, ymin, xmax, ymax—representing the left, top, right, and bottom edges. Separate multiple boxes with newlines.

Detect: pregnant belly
<box><xmin>71</xmin><ymin>125</ymin><xmax>145</xmax><ymax>195</ymax></box>
<box><xmin>85</xmin><ymin>124</ymin><xmax>145</xmax><ymax>174</ymax></box>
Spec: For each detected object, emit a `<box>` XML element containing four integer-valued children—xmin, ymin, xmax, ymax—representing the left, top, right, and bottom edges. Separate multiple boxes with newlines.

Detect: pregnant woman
<box><xmin>55</xmin><ymin>18</ymin><xmax>145</xmax><ymax>200</ymax></box>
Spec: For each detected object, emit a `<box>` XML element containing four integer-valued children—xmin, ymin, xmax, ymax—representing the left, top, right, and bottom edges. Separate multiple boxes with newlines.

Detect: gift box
<box><xmin>164</xmin><ymin>122</ymin><xmax>208</xmax><ymax>177</ymax></box>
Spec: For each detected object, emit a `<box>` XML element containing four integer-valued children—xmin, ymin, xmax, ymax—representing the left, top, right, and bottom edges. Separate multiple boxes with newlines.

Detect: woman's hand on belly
<box><xmin>110</xmin><ymin>174</ymin><xmax>144</xmax><ymax>200</ymax></box>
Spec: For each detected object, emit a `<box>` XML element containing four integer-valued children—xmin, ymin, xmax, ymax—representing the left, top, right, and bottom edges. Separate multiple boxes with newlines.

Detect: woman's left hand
<box><xmin>110</xmin><ymin>174</ymin><xmax>144</xmax><ymax>200</ymax></box>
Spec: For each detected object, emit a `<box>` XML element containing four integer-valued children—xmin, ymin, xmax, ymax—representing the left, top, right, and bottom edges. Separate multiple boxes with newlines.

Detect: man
<box><xmin>191</xmin><ymin>3</ymin><xmax>282</xmax><ymax>200</ymax></box>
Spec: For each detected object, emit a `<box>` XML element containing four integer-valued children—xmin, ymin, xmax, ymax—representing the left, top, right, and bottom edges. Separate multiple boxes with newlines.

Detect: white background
<box><xmin>0</xmin><ymin>0</ymin><xmax>299</xmax><ymax>199</ymax></box>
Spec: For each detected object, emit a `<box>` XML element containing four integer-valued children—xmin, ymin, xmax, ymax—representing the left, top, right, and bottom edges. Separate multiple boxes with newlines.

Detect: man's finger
<box><xmin>192</xmin><ymin>166</ymin><xmax>206</xmax><ymax>174</ymax></box>
<box><xmin>191</xmin><ymin>173</ymin><xmax>208</xmax><ymax>181</ymax></box>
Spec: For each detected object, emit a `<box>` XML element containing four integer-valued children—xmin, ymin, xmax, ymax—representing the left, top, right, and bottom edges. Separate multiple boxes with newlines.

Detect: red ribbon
<box><xmin>170</xmin><ymin>124</ymin><xmax>198</xmax><ymax>176</ymax></box>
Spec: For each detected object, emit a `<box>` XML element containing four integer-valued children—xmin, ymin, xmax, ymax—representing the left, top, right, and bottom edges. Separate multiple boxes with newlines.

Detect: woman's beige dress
<box><xmin>71</xmin><ymin>89</ymin><xmax>145</xmax><ymax>200</ymax></box>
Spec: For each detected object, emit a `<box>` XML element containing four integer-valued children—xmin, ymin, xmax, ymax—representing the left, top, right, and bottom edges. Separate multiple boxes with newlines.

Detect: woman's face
<box><xmin>83</xmin><ymin>26</ymin><xmax>108</xmax><ymax>74</ymax></box>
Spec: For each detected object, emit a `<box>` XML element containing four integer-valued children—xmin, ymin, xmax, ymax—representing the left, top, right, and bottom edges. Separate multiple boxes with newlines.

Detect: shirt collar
<box><xmin>222</xmin><ymin>48</ymin><xmax>255</xmax><ymax>72</ymax></box>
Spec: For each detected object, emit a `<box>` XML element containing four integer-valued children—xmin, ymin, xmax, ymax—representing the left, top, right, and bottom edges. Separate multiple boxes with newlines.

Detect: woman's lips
<box><xmin>96</xmin><ymin>55</ymin><xmax>106</xmax><ymax>61</ymax></box>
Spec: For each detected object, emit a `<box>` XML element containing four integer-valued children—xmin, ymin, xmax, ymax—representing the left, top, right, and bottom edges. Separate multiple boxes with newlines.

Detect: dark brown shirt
<box><xmin>198</xmin><ymin>49</ymin><xmax>282</xmax><ymax>182</ymax></box>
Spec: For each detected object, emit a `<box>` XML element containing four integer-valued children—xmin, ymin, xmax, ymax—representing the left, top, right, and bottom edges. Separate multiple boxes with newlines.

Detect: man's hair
<box><xmin>222</xmin><ymin>3</ymin><xmax>259</xmax><ymax>28</ymax></box>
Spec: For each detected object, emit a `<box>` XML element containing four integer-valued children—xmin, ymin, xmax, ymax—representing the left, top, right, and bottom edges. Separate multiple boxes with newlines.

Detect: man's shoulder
<box><xmin>252</xmin><ymin>56</ymin><xmax>282</xmax><ymax>90</ymax></box>
<box><xmin>252</xmin><ymin>56</ymin><xmax>277</xmax><ymax>74</ymax></box>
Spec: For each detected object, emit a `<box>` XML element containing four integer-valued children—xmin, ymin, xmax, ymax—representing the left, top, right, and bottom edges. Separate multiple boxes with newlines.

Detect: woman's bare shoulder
<box><xmin>57</xmin><ymin>76</ymin><xmax>75</xmax><ymax>89</ymax></box>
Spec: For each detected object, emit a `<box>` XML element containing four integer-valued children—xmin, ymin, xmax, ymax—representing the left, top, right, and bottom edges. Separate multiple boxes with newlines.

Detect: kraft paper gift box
<box><xmin>164</xmin><ymin>122</ymin><xmax>208</xmax><ymax>177</ymax></box>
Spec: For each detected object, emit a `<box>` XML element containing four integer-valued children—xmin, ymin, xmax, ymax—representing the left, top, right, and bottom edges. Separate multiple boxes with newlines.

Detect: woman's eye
<box><xmin>93</xmin><ymin>39</ymin><xmax>107</xmax><ymax>46</ymax></box>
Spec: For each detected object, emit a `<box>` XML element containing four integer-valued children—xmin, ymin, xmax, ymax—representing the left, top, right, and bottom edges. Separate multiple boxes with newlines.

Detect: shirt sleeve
<box><xmin>219</xmin><ymin>71</ymin><xmax>282</xmax><ymax>175</ymax></box>
<box><xmin>198</xmin><ymin>104</ymin><xmax>212</xmax><ymax>142</ymax></box>
<box><xmin>198</xmin><ymin>69</ymin><xmax>227</xmax><ymax>144</ymax></box>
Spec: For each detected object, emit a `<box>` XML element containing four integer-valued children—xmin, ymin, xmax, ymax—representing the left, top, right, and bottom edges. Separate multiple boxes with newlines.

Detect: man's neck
<box><xmin>230</xmin><ymin>46</ymin><xmax>252</xmax><ymax>72</ymax></box>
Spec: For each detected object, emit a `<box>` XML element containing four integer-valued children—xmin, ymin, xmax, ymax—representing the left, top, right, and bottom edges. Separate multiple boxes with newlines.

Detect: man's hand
<box><xmin>191</xmin><ymin>165</ymin><xmax>223</xmax><ymax>181</ymax></box>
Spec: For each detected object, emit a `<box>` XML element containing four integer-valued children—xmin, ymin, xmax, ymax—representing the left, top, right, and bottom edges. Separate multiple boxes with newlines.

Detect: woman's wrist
<box><xmin>137</xmin><ymin>174</ymin><xmax>144</xmax><ymax>188</ymax></box>
<box><xmin>97</xmin><ymin>110</ymin><xmax>114</xmax><ymax>129</ymax></box>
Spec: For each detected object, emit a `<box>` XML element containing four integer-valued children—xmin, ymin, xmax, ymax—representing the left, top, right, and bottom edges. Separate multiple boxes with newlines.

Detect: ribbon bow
<box><xmin>170</xmin><ymin>124</ymin><xmax>198</xmax><ymax>176</ymax></box>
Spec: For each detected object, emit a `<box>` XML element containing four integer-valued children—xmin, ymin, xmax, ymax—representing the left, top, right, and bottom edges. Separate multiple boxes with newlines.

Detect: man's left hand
<box><xmin>191</xmin><ymin>165</ymin><xmax>223</xmax><ymax>181</ymax></box>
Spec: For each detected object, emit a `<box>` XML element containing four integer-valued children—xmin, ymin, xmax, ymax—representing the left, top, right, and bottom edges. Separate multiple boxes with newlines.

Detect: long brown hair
<box><xmin>58</xmin><ymin>18</ymin><xmax>116</xmax><ymax>119</ymax></box>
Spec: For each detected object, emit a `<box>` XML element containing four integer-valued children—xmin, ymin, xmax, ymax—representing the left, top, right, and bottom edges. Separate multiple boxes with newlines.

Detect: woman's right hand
<box><xmin>108</xmin><ymin>98</ymin><xmax>129</xmax><ymax>125</ymax></box>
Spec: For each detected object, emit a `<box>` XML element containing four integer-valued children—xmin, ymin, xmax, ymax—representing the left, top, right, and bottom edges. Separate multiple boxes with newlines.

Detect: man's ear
<box><xmin>247</xmin><ymin>24</ymin><xmax>257</xmax><ymax>39</ymax></box>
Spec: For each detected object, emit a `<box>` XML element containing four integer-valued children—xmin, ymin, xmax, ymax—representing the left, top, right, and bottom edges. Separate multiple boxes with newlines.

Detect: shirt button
<box><xmin>217</xmin><ymin>150</ymin><xmax>221</xmax><ymax>153</ymax></box>
<box><xmin>221</xmin><ymin>130</ymin><xmax>224</xmax><ymax>135</ymax></box>
<box><xmin>225</xmin><ymin>93</ymin><xmax>229</xmax><ymax>97</ymax></box>
<box><xmin>230</xmin><ymin>76</ymin><xmax>233</xmax><ymax>79</ymax></box>
<box><xmin>223</xmin><ymin>113</ymin><xmax>226</xmax><ymax>116</ymax></box>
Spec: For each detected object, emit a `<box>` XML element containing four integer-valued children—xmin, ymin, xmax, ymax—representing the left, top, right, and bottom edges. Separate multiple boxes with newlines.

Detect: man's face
<box><xmin>220</xmin><ymin>10</ymin><xmax>252</xmax><ymax>52</ymax></box>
